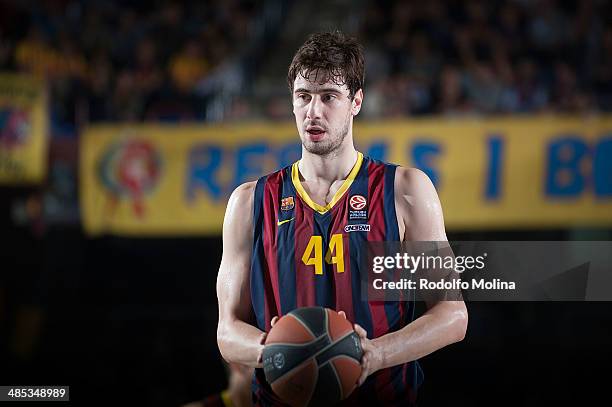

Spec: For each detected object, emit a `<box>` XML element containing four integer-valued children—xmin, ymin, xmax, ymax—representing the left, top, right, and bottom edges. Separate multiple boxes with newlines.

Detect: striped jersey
<box><xmin>250</xmin><ymin>152</ymin><xmax>423</xmax><ymax>406</ymax></box>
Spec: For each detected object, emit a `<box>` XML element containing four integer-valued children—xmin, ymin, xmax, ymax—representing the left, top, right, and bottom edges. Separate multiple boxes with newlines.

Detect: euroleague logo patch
<box><xmin>349</xmin><ymin>195</ymin><xmax>367</xmax><ymax>210</ymax></box>
<box><xmin>349</xmin><ymin>194</ymin><xmax>368</xmax><ymax>220</ymax></box>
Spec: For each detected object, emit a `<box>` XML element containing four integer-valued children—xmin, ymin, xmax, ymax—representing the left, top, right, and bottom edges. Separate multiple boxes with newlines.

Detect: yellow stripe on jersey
<box><xmin>291</xmin><ymin>151</ymin><xmax>363</xmax><ymax>214</ymax></box>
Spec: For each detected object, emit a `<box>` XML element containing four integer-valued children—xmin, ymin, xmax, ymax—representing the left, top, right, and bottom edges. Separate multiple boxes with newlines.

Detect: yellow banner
<box><xmin>80</xmin><ymin>117</ymin><xmax>612</xmax><ymax>235</ymax></box>
<box><xmin>0</xmin><ymin>73</ymin><xmax>48</xmax><ymax>184</ymax></box>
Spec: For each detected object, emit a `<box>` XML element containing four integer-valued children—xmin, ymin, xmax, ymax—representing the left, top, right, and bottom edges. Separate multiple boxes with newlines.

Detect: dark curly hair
<box><xmin>287</xmin><ymin>31</ymin><xmax>365</xmax><ymax>100</ymax></box>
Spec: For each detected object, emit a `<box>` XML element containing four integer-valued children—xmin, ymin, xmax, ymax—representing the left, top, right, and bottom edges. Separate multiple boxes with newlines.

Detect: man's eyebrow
<box><xmin>293</xmin><ymin>87</ymin><xmax>343</xmax><ymax>94</ymax></box>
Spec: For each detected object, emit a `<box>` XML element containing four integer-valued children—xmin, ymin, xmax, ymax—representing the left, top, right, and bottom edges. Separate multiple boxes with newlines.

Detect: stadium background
<box><xmin>1</xmin><ymin>0</ymin><xmax>611</xmax><ymax>405</ymax></box>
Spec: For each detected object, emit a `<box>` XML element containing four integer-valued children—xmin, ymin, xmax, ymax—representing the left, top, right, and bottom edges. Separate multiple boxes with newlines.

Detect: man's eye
<box><xmin>324</xmin><ymin>94</ymin><xmax>336</xmax><ymax>101</ymax></box>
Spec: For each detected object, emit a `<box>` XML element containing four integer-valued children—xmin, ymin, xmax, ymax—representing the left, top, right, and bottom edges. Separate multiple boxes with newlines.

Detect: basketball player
<box><xmin>217</xmin><ymin>31</ymin><xmax>468</xmax><ymax>405</ymax></box>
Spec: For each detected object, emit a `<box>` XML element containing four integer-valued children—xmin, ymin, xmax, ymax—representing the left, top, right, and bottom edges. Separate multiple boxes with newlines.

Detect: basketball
<box><xmin>262</xmin><ymin>307</ymin><xmax>363</xmax><ymax>407</ymax></box>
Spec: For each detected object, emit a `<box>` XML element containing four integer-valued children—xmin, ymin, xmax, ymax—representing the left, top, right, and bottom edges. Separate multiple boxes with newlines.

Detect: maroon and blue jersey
<box><xmin>250</xmin><ymin>152</ymin><xmax>423</xmax><ymax>406</ymax></box>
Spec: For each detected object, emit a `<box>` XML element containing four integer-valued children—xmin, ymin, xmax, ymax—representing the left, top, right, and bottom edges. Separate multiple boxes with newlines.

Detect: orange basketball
<box><xmin>262</xmin><ymin>307</ymin><xmax>363</xmax><ymax>407</ymax></box>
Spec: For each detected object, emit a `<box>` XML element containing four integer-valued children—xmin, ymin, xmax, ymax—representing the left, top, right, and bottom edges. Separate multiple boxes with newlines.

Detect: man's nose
<box><xmin>306</xmin><ymin>96</ymin><xmax>322</xmax><ymax>120</ymax></box>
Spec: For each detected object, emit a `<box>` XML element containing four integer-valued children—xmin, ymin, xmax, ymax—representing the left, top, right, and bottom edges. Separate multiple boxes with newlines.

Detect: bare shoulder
<box><xmin>394</xmin><ymin>166</ymin><xmax>447</xmax><ymax>241</ymax></box>
<box><xmin>226</xmin><ymin>181</ymin><xmax>257</xmax><ymax>213</ymax></box>
<box><xmin>394</xmin><ymin>166</ymin><xmax>437</xmax><ymax>196</ymax></box>
<box><xmin>229</xmin><ymin>181</ymin><xmax>257</xmax><ymax>203</ymax></box>
<box><xmin>224</xmin><ymin>181</ymin><xmax>257</xmax><ymax>234</ymax></box>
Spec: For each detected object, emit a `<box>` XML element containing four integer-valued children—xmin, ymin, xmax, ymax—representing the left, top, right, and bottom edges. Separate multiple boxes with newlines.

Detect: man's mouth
<box><xmin>306</xmin><ymin>126</ymin><xmax>326</xmax><ymax>139</ymax></box>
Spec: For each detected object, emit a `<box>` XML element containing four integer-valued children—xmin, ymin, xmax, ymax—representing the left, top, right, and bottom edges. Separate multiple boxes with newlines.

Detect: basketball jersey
<box><xmin>250</xmin><ymin>152</ymin><xmax>423</xmax><ymax>406</ymax></box>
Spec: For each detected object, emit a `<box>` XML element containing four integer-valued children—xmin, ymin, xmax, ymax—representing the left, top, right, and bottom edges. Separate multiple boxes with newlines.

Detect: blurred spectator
<box><xmin>528</xmin><ymin>0</ymin><xmax>569</xmax><ymax>57</ymax></box>
<box><xmin>86</xmin><ymin>50</ymin><xmax>114</xmax><ymax>121</ymax></box>
<box><xmin>436</xmin><ymin>65</ymin><xmax>472</xmax><ymax>116</ymax></box>
<box><xmin>0</xmin><ymin>31</ymin><xmax>13</xmax><ymax>70</ymax></box>
<box><xmin>264</xmin><ymin>96</ymin><xmax>291</xmax><ymax>121</ymax></box>
<box><xmin>15</xmin><ymin>27</ymin><xmax>56</xmax><ymax>78</ymax></box>
<box><xmin>170</xmin><ymin>40</ymin><xmax>209</xmax><ymax>93</ymax></box>
<box><xmin>513</xmin><ymin>59</ymin><xmax>549</xmax><ymax>112</ymax></box>
<box><xmin>112</xmin><ymin>69</ymin><xmax>143</xmax><ymax>121</ymax></box>
<box><xmin>153</xmin><ymin>2</ymin><xmax>187</xmax><ymax>64</ymax></box>
<box><xmin>551</xmin><ymin>61</ymin><xmax>592</xmax><ymax>112</ymax></box>
<box><xmin>132</xmin><ymin>39</ymin><xmax>163</xmax><ymax>97</ymax></box>
<box><xmin>594</xmin><ymin>27</ymin><xmax>612</xmax><ymax>110</ymax></box>
<box><xmin>464</xmin><ymin>62</ymin><xmax>504</xmax><ymax>113</ymax></box>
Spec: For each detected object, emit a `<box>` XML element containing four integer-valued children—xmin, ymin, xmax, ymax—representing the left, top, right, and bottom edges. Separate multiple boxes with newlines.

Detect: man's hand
<box><xmin>256</xmin><ymin>330</ymin><xmax>268</xmax><ymax>366</ymax></box>
<box><xmin>337</xmin><ymin>311</ymin><xmax>383</xmax><ymax>386</ymax></box>
<box><xmin>354</xmin><ymin>323</ymin><xmax>383</xmax><ymax>386</ymax></box>
<box><xmin>257</xmin><ymin>316</ymin><xmax>280</xmax><ymax>365</ymax></box>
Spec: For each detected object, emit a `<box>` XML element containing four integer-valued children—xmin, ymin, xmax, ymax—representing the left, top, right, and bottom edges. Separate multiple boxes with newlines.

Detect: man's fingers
<box><xmin>353</xmin><ymin>324</ymin><xmax>371</xmax><ymax>353</ymax></box>
<box><xmin>338</xmin><ymin>310</ymin><xmax>347</xmax><ymax>319</ymax></box>
<box><xmin>354</xmin><ymin>323</ymin><xmax>367</xmax><ymax>338</ymax></box>
<box><xmin>358</xmin><ymin>371</ymin><xmax>368</xmax><ymax>386</ymax></box>
<box><xmin>353</xmin><ymin>324</ymin><xmax>371</xmax><ymax>386</ymax></box>
<box><xmin>257</xmin><ymin>333</ymin><xmax>267</xmax><ymax>364</ymax></box>
<box><xmin>271</xmin><ymin>316</ymin><xmax>279</xmax><ymax>327</ymax></box>
<box><xmin>357</xmin><ymin>355</ymin><xmax>369</xmax><ymax>385</ymax></box>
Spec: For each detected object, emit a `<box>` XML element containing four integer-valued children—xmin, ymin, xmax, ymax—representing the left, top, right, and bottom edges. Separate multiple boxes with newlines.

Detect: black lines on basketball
<box><xmin>293</xmin><ymin>307</ymin><xmax>327</xmax><ymax>337</ymax></box>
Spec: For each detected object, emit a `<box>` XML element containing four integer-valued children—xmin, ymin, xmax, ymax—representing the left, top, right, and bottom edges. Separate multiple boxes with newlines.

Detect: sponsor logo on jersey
<box><xmin>281</xmin><ymin>196</ymin><xmax>294</xmax><ymax>211</ymax></box>
<box><xmin>349</xmin><ymin>209</ymin><xmax>368</xmax><ymax>220</ymax></box>
<box><xmin>344</xmin><ymin>224</ymin><xmax>371</xmax><ymax>233</ymax></box>
<box><xmin>277</xmin><ymin>217</ymin><xmax>295</xmax><ymax>226</ymax></box>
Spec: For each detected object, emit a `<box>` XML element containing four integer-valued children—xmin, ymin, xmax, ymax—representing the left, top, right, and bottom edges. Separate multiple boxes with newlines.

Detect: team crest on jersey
<box><xmin>344</xmin><ymin>224</ymin><xmax>370</xmax><ymax>233</ymax></box>
<box><xmin>349</xmin><ymin>194</ymin><xmax>368</xmax><ymax>220</ymax></box>
<box><xmin>281</xmin><ymin>196</ymin><xmax>294</xmax><ymax>211</ymax></box>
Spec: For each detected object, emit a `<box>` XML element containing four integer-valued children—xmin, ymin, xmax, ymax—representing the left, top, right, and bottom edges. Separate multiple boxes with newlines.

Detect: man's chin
<box><xmin>303</xmin><ymin>141</ymin><xmax>336</xmax><ymax>156</ymax></box>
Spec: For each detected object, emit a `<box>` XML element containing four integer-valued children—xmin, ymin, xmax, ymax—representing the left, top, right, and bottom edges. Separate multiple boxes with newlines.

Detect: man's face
<box><xmin>292</xmin><ymin>72</ymin><xmax>362</xmax><ymax>156</ymax></box>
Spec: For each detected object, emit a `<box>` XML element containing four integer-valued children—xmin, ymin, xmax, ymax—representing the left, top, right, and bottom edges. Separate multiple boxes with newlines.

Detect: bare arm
<box><xmin>216</xmin><ymin>181</ymin><xmax>266</xmax><ymax>367</ymax></box>
<box><xmin>357</xmin><ymin>167</ymin><xmax>468</xmax><ymax>383</ymax></box>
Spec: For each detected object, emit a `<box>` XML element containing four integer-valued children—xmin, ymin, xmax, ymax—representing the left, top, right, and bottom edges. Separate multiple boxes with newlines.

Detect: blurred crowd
<box><xmin>0</xmin><ymin>0</ymin><xmax>266</xmax><ymax>132</ymax></box>
<box><xmin>1</xmin><ymin>0</ymin><xmax>611</xmax><ymax>130</ymax></box>
<box><xmin>359</xmin><ymin>0</ymin><xmax>612</xmax><ymax>117</ymax></box>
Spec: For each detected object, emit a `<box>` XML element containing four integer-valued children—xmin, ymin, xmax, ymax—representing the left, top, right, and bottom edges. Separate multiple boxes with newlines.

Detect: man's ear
<box><xmin>352</xmin><ymin>89</ymin><xmax>363</xmax><ymax>116</ymax></box>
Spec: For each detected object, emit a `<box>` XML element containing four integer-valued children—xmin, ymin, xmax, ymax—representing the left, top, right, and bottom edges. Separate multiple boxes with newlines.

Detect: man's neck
<box><xmin>298</xmin><ymin>144</ymin><xmax>358</xmax><ymax>184</ymax></box>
